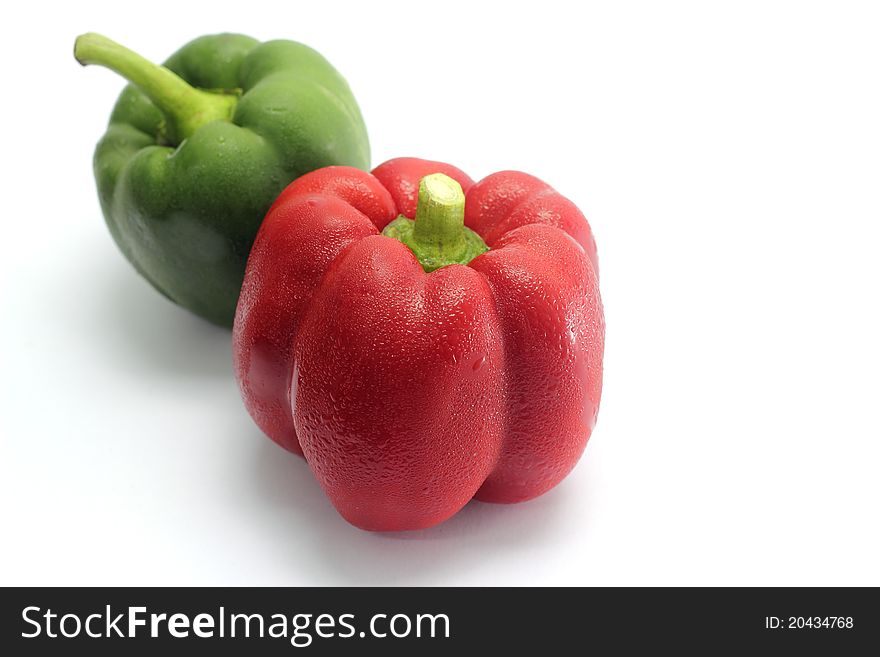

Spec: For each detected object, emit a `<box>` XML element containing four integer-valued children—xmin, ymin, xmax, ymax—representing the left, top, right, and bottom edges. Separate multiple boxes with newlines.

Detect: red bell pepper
<box><xmin>233</xmin><ymin>157</ymin><xmax>604</xmax><ymax>531</ymax></box>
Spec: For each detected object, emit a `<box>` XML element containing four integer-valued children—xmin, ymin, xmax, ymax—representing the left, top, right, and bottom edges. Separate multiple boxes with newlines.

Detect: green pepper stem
<box><xmin>382</xmin><ymin>173</ymin><xmax>489</xmax><ymax>272</ymax></box>
<box><xmin>74</xmin><ymin>32</ymin><xmax>238</xmax><ymax>144</ymax></box>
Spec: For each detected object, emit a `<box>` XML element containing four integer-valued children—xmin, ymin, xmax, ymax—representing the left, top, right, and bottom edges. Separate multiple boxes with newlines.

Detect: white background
<box><xmin>1</xmin><ymin>0</ymin><xmax>879</xmax><ymax>586</ymax></box>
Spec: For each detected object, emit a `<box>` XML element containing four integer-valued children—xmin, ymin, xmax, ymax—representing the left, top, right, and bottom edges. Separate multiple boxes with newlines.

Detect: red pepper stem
<box><xmin>412</xmin><ymin>174</ymin><xmax>467</xmax><ymax>252</ymax></box>
<box><xmin>74</xmin><ymin>32</ymin><xmax>238</xmax><ymax>144</ymax></box>
<box><xmin>381</xmin><ymin>173</ymin><xmax>489</xmax><ymax>272</ymax></box>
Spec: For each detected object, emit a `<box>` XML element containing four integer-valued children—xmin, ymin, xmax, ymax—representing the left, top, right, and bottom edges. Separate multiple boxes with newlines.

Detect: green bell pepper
<box><xmin>74</xmin><ymin>33</ymin><xmax>370</xmax><ymax>326</ymax></box>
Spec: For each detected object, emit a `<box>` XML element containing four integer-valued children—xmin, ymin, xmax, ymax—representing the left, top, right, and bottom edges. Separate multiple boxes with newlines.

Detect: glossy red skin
<box><xmin>233</xmin><ymin>157</ymin><xmax>604</xmax><ymax>531</ymax></box>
